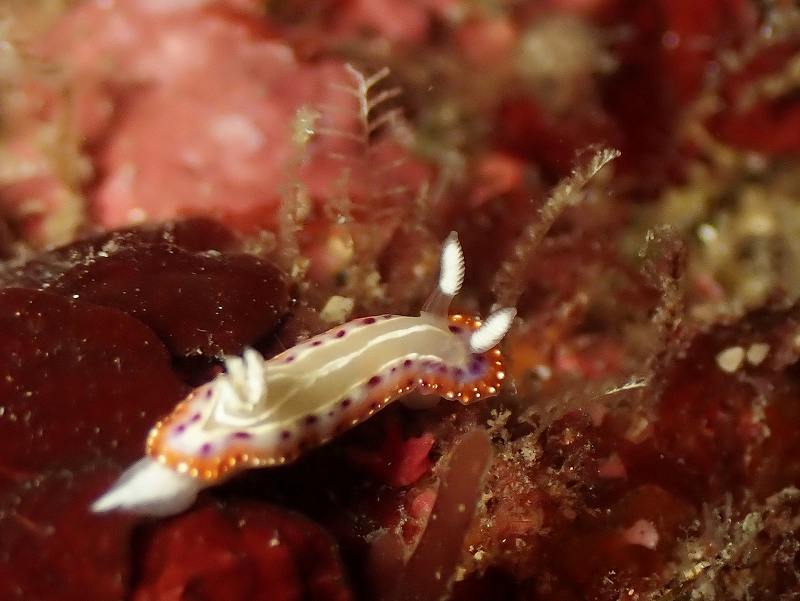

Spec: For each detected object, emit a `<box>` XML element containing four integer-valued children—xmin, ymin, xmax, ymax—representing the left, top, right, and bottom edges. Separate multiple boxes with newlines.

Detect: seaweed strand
<box><xmin>491</xmin><ymin>147</ymin><xmax>620</xmax><ymax>309</ymax></box>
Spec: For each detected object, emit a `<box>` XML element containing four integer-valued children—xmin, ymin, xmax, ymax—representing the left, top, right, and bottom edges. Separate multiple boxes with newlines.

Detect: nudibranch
<box><xmin>92</xmin><ymin>232</ymin><xmax>515</xmax><ymax>516</ymax></box>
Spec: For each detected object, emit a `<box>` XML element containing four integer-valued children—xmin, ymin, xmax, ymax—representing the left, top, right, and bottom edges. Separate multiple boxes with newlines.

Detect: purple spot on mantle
<box><xmin>362</xmin><ymin>317</ymin><xmax>376</xmax><ymax>325</ymax></box>
<box><xmin>335</xmin><ymin>330</ymin><xmax>346</xmax><ymax>338</ymax></box>
<box><xmin>382</xmin><ymin>314</ymin><xmax>393</xmax><ymax>320</ymax></box>
<box><xmin>284</xmin><ymin>355</ymin><xmax>295</xmax><ymax>363</ymax></box>
<box><xmin>175</xmin><ymin>424</ymin><xmax>187</xmax><ymax>434</ymax></box>
<box><xmin>311</xmin><ymin>340</ymin><xmax>323</xmax><ymax>347</ymax></box>
<box><xmin>281</xmin><ymin>430</ymin><xmax>291</xmax><ymax>440</ymax></box>
<box><xmin>403</xmin><ymin>359</ymin><xmax>413</xmax><ymax>368</ymax></box>
<box><xmin>205</xmin><ymin>388</ymin><xmax>213</xmax><ymax>399</ymax></box>
<box><xmin>200</xmin><ymin>443</ymin><xmax>213</xmax><ymax>456</ymax></box>
<box><xmin>231</xmin><ymin>432</ymin><xmax>252</xmax><ymax>440</ymax></box>
<box><xmin>189</xmin><ymin>413</ymin><xmax>202</xmax><ymax>424</ymax></box>
<box><xmin>454</xmin><ymin>367</ymin><xmax>465</xmax><ymax>379</ymax></box>
<box><xmin>469</xmin><ymin>360</ymin><xmax>482</xmax><ymax>374</ymax></box>
<box><xmin>341</xmin><ymin>398</ymin><xmax>352</xmax><ymax>409</ymax></box>
<box><xmin>437</xmin><ymin>364</ymin><xmax>447</xmax><ymax>374</ymax></box>
<box><xmin>449</xmin><ymin>325</ymin><xmax>462</xmax><ymax>334</ymax></box>
<box><xmin>367</xmin><ymin>375</ymin><xmax>382</xmax><ymax>387</ymax></box>
<box><xmin>304</xmin><ymin>415</ymin><xmax>318</xmax><ymax>426</ymax></box>
<box><xmin>391</xmin><ymin>367</ymin><xmax>397</xmax><ymax>373</ymax></box>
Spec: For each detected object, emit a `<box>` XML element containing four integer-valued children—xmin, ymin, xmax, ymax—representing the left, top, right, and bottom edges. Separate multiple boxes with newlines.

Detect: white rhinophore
<box><xmin>422</xmin><ymin>231</ymin><xmax>465</xmax><ymax>316</ymax></box>
<box><xmin>439</xmin><ymin>231</ymin><xmax>465</xmax><ymax>296</ymax></box>
<box><xmin>470</xmin><ymin>307</ymin><xmax>517</xmax><ymax>354</ymax></box>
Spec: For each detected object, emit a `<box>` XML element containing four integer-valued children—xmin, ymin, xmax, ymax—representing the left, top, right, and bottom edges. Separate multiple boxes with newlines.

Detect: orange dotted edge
<box><xmin>144</xmin><ymin>390</ymin><xmax>287</xmax><ymax>483</ymax></box>
<box><xmin>146</xmin><ymin>314</ymin><xmax>508</xmax><ymax>482</ymax></box>
<box><xmin>436</xmin><ymin>314</ymin><xmax>508</xmax><ymax>405</ymax></box>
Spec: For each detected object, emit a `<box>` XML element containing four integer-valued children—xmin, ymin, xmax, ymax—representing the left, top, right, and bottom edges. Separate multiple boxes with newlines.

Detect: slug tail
<box><xmin>91</xmin><ymin>458</ymin><xmax>202</xmax><ymax>517</ymax></box>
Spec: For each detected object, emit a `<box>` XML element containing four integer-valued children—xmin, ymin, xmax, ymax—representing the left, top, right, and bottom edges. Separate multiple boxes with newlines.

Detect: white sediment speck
<box><xmin>320</xmin><ymin>295</ymin><xmax>354</xmax><ymax>324</ymax></box>
<box><xmin>746</xmin><ymin>342</ymin><xmax>769</xmax><ymax>366</ymax></box>
<box><xmin>716</xmin><ymin>346</ymin><xmax>745</xmax><ymax>373</ymax></box>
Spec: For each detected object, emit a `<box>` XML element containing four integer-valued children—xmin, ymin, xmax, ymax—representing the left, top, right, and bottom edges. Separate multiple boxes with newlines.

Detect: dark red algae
<box><xmin>0</xmin><ymin>288</ymin><xmax>185</xmax><ymax>600</ymax></box>
<box><xmin>1</xmin><ymin>218</ymin><xmax>289</xmax><ymax>358</ymax></box>
<box><xmin>133</xmin><ymin>503</ymin><xmax>352</xmax><ymax>601</ymax></box>
<box><xmin>0</xmin><ymin>219</ymin><xmax>301</xmax><ymax>600</ymax></box>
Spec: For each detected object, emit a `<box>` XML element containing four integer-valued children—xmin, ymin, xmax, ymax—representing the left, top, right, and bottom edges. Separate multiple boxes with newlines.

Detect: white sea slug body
<box><xmin>92</xmin><ymin>232</ymin><xmax>515</xmax><ymax>516</ymax></box>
